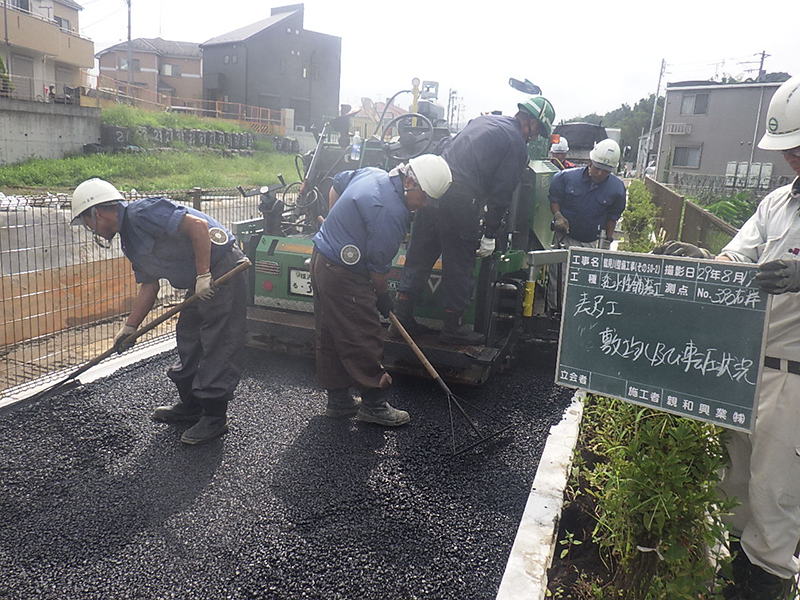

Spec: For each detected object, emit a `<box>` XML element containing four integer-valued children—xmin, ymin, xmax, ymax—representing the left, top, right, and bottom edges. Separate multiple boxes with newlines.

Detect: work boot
<box><xmin>440</xmin><ymin>310</ymin><xmax>486</xmax><ymax>346</ymax></box>
<box><xmin>151</xmin><ymin>402</ymin><xmax>202</xmax><ymax>423</ymax></box>
<box><xmin>389</xmin><ymin>297</ymin><xmax>436</xmax><ymax>338</ymax></box>
<box><xmin>356</xmin><ymin>389</ymin><xmax>409</xmax><ymax>427</ymax></box>
<box><xmin>180</xmin><ymin>415</ymin><xmax>229</xmax><ymax>445</ymax></box>
<box><xmin>324</xmin><ymin>388</ymin><xmax>361</xmax><ymax>418</ymax></box>
<box><xmin>721</xmin><ymin>541</ymin><xmax>750</xmax><ymax>599</ymax></box>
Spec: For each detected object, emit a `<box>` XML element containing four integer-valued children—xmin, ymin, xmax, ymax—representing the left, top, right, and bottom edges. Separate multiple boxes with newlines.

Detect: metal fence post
<box><xmin>190</xmin><ymin>187</ymin><xmax>203</xmax><ymax>210</ymax></box>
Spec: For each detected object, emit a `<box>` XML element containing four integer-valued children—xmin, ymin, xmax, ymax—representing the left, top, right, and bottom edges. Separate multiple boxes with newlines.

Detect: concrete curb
<box><xmin>496</xmin><ymin>390</ymin><xmax>585</xmax><ymax>600</ymax></box>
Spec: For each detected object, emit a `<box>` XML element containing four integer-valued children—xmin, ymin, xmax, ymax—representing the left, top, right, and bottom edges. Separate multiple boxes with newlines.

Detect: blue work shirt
<box><xmin>440</xmin><ymin>115</ymin><xmax>529</xmax><ymax>235</ymax></box>
<box><xmin>118</xmin><ymin>197</ymin><xmax>236</xmax><ymax>289</ymax></box>
<box><xmin>548</xmin><ymin>166</ymin><xmax>627</xmax><ymax>242</ymax></box>
<box><xmin>313</xmin><ymin>168</ymin><xmax>410</xmax><ymax>276</ymax></box>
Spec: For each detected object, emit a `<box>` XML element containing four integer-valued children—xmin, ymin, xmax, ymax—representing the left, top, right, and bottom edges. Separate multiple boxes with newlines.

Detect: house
<box><xmin>96</xmin><ymin>37</ymin><xmax>202</xmax><ymax>102</ymax></box>
<box><xmin>0</xmin><ymin>0</ymin><xmax>94</xmax><ymax>100</ymax></box>
<box><xmin>201</xmin><ymin>3</ymin><xmax>341</xmax><ymax>131</ymax></box>
<box><xmin>656</xmin><ymin>80</ymin><xmax>796</xmax><ymax>187</ymax></box>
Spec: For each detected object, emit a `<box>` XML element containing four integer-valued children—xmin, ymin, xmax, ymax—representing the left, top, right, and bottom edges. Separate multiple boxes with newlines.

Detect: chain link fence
<box><xmin>0</xmin><ymin>187</ymin><xmax>277</xmax><ymax>396</ymax></box>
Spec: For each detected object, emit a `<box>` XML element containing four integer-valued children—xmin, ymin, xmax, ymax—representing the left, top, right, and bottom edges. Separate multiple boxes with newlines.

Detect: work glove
<box><xmin>599</xmin><ymin>237</ymin><xmax>612</xmax><ymax>250</ymax></box>
<box><xmin>113</xmin><ymin>324</ymin><xmax>137</xmax><ymax>354</ymax></box>
<box><xmin>652</xmin><ymin>240</ymin><xmax>714</xmax><ymax>259</ymax></box>
<box><xmin>195</xmin><ymin>272</ymin><xmax>215</xmax><ymax>300</ymax></box>
<box><xmin>476</xmin><ymin>235</ymin><xmax>496</xmax><ymax>258</ymax></box>
<box><xmin>552</xmin><ymin>211</ymin><xmax>570</xmax><ymax>235</ymax></box>
<box><xmin>756</xmin><ymin>259</ymin><xmax>800</xmax><ymax>295</ymax></box>
<box><xmin>376</xmin><ymin>292</ymin><xmax>394</xmax><ymax>319</ymax></box>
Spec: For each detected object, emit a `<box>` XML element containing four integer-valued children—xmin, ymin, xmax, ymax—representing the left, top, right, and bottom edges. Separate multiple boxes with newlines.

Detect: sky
<box><xmin>78</xmin><ymin>0</ymin><xmax>800</xmax><ymax>125</ymax></box>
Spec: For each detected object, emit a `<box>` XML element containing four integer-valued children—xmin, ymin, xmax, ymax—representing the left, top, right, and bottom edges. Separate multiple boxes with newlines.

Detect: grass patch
<box><xmin>101</xmin><ymin>104</ymin><xmax>248</xmax><ymax>133</ymax></box>
<box><xmin>0</xmin><ymin>150</ymin><xmax>301</xmax><ymax>192</ymax></box>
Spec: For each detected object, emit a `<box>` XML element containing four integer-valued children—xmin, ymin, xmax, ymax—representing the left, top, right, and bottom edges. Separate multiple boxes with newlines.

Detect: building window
<box><xmin>119</xmin><ymin>57</ymin><xmax>140</xmax><ymax>72</ymax></box>
<box><xmin>302</xmin><ymin>63</ymin><xmax>308</xmax><ymax>79</ymax></box>
<box><xmin>231</xmin><ymin>54</ymin><xmax>238</xmax><ymax>64</ymax></box>
<box><xmin>673</xmin><ymin>146</ymin><xmax>702</xmax><ymax>168</ymax></box>
<box><xmin>54</xmin><ymin>16</ymin><xmax>70</xmax><ymax>30</ymax></box>
<box><xmin>161</xmin><ymin>64</ymin><xmax>182</xmax><ymax>76</ymax></box>
<box><xmin>680</xmin><ymin>93</ymin><xmax>709</xmax><ymax>115</ymax></box>
<box><xmin>9</xmin><ymin>0</ymin><xmax>29</xmax><ymax>11</ymax></box>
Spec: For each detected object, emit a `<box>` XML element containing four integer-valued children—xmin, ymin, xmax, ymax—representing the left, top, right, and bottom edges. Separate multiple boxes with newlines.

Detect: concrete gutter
<box><xmin>496</xmin><ymin>390</ymin><xmax>585</xmax><ymax>600</ymax></box>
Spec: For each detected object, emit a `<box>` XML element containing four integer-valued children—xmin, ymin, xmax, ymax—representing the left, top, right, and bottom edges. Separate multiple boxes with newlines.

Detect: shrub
<box><xmin>620</xmin><ymin>180</ymin><xmax>659</xmax><ymax>253</ymax></box>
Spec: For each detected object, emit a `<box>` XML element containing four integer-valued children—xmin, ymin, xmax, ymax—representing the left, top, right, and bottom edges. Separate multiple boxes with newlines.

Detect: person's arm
<box><xmin>126</xmin><ymin>281</ymin><xmax>160</xmax><ymax>327</ymax></box>
<box><xmin>605</xmin><ymin>220</ymin><xmax>617</xmax><ymax>241</ymax></box>
<box><xmin>370</xmin><ymin>271</ymin><xmax>390</xmax><ymax>295</ymax></box>
<box><xmin>177</xmin><ymin>214</ymin><xmax>212</xmax><ymax>275</ymax></box>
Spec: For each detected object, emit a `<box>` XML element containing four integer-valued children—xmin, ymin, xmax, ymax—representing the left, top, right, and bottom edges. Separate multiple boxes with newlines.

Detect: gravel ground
<box><xmin>0</xmin><ymin>346</ymin><xmax>571</xmax><ymax>600</ymax></box>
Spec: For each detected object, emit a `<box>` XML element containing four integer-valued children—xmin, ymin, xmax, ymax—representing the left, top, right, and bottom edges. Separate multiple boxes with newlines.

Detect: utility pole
<box><xmin>739</xmin><ymin>50</ymin><xmax>770</xmax><ymax>82</ymax></box>
<box><xmin>644</xmin><ymin>58</ymin><xmax>665</xmax><ymax>179</ymax></box>
<box><xmin>126</xmin><ymin>0</ymin><xmax>133</xmax><ymax>89</ymax></box>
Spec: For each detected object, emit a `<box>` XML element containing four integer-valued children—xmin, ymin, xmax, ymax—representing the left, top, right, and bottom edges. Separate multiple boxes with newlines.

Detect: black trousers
<box><xmin>167</xmin><ymin>247</ymin><xmax>248</xmax><ymax>416</ymax></box>
<box><xmin>397</xmin><ymin>191</ymin><xmax>480</xmax><ymax>312</ymax></box>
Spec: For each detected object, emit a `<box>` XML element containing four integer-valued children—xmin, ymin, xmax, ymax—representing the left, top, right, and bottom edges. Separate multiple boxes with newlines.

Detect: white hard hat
<box><xmin>589</xmin><ymin>139</ymin><xmax>621</xmax><ymax>171</ymax></box>
<box><xmin>551</xmin><ymin>136</ymin><xmax>569</xmax><ymax>153</ymax></box>
<box><xmin>758</xmin><ymin>75</ymin><xmax>800</xmax><ymax>151</ymax></box>
<box><xmin>70</xmin><ymin>178</ymin><xmax>124</xmax><ymax>225</ymax></box>
<box><xmin>408</xmin><ymin>154</ymin><xmax>452</xmax><ymax>200</ymax></box>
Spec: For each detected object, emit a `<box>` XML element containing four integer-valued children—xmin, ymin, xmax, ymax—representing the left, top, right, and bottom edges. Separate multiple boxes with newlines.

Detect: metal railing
<box><xmin>664</xmin><ymin>170</ymin><xmax>791</xmax><ymax>204</ymax></box>
<box><xmin>0</xmin><ymin>187</ymin><xmax>275</xmax><ymax>397</ymax></box>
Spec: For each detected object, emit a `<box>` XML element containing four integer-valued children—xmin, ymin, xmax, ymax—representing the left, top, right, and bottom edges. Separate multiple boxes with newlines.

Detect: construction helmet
<box><xmin>758</xmin><ymin>75</ymin><xmax>800</xmax><ymax>151</ymax></box>
<box><xmin>551</xmin><ymin>136</ymin><xmax>570</xmax><ymax>154</ymax></box>
<box><xmin>408</xmin><ymin>154</ymin><xmax>452</xmax><ymax>201</ymax></box>
<box><xmin>517</xmin><ymin>96</ymin><xmax>556</xmax><ymax>138</ymax></box>
<box><xmin>70</xmin><ymin>178</ymin><xmax>124</xmax><ymax>225</ymax></box>
<box><xmin>589</xmin><ymin>139</ymin><xmax>621</xmax><ymax>172</ymax></box>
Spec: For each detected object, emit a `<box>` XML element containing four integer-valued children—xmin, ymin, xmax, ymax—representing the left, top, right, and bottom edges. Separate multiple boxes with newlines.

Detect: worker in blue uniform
<box><xmin>547</xmin><ymin>139</ymin><xmax>627</xmax><ymax>311</ymax></box>
<box><xmin>70</xmin><ymin>178</ymin><xmax>248</xmax><ymax>445</ymax></box>
<box><xmin>394</xmin><ymin>95</ymin><xmax>556</xmax><ymax>345</ymax></box>
<box><xmin>310</xmin><ymin>155</ymin><xmax>452</xmax><ymax>425</ymax></box>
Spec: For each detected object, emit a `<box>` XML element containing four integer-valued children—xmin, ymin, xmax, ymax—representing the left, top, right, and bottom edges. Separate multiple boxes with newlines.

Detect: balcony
<box><xmin>665</xmin><ymin>123</ymin><xmax>692</xmax><ymax>135</ymax></box>
<box><xmin>0</xmin><ymin>4</ymin><xmax>94</xmax><ymax>68</ymax></box>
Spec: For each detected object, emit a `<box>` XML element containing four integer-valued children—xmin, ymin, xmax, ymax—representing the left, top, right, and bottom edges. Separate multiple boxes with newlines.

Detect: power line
<box><xmin>81</xmin><ymin>5</ymin><xmax>126</xmax><ymax>30</ymax></box>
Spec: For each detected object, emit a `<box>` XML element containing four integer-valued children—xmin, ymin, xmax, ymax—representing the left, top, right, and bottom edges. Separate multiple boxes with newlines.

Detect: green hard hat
<box><xmin>518</xmin><ymin>96</ymin><xmax>556</xmax><ymax>138</ymax></box>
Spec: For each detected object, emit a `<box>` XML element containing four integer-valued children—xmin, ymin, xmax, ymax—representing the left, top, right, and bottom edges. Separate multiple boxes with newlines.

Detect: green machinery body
<box><xmin>237</xmin><ymin>128</ymin><xmax>563</xmax><ymax>385</ymax></box>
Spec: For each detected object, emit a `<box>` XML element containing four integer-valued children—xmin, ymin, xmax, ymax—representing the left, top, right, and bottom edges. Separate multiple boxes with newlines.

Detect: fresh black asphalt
<box><xmin>0</xmin><ymin>346</ymin><xmax>571</xmax><ymax>600</ymax></box>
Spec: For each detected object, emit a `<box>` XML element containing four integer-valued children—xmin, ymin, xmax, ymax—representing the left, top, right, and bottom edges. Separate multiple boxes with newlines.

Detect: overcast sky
<box><xmin>79</xmin><ymin>0</ymin><xmax>800</xmax><ymax>124</ymax></box>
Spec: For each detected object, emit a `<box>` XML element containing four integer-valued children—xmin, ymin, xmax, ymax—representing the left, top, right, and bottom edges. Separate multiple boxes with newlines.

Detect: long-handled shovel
<box><xmin>388</xmin><ymin>312</ymin><xmax>513</xmax><ymax>455</ymax></box>
<box><xmin>1</xmin><ymin>259</ymin><xmax>252</xmax><ymax>415</ymax></box>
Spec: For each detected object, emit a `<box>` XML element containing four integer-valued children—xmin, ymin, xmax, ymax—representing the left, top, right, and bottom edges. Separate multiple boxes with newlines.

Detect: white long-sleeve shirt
<box><xmin>720</xmin><ymin>177</ymin><xmax>800</xmax><ymax>359</ymax></box>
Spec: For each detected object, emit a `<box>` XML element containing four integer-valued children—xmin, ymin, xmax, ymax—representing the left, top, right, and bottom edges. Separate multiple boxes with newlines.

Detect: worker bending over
<box><xmin>70</xmin><ymin>179</ymin><xmax>248</xmax><ymax>445</ymax></box>
<box><xmin>394</xmin><ymin>96</ymin><xmax>556</xmax><ymax>345</ymax></box>
<box><xmin>310</xmin><ymin>155</ymin><xmax>452</xmax><ymax>425</ymax></box>
<box><xmin>655</xmin><ymin>75</ymin><xmax>800</xmax><ymax>600</ymax></box>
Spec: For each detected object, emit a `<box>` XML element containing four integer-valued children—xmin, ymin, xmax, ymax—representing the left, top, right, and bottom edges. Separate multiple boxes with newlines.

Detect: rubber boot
<box><xmin>389</xmin><ymin>297</ymin><xmax>436</xmax><ymax>338</ymax></box>
<box><xmin>356</xmin><ymin>389</ymin><xmax>410</xmax><ymax>427</ymax></box>
<box><xmin>324</xmin><ymin>388</ymin><xmax>361</xmax><ymax>418</ymax></box>
<box><xmin>151</xmin><ymin>401</ymin><xmax>202</xmax><ymax>423</ymax></box>
<box><xmin>440</xmin><ymin>310</ymin><xmax>485</xmax><ymax>346</ymax></box>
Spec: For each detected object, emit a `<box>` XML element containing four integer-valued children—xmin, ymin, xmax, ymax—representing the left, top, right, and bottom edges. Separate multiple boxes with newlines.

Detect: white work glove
<box><xmin>553</xmin><ymin>211</ymin><xmax>570</xmax><ymax>234</ymax></box>
<box><xmin>195</xmin><ymin>272</ymin><xmax>215</xmax><ymax>300</ymax></box>
<box><xmin>113</xmin><ymin>324</ymin><xmax>137</xmax><ymax>354</ymax></box>
<box><xmin>476</xmin><ymin>235</ymin><xmax>496</xmax><ymax>258</ymax></box>
<box><xmin>756</xmin><ymin>259</ymin><xmax>800</xmax><ymax>295</ymax></box>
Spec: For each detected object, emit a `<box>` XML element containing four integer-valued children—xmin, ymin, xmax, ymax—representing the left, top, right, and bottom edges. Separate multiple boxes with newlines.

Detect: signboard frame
<box><xmin>555</xmin><ymin>248</ymin><xmax>770</xmax><ymax>433</ymax></box>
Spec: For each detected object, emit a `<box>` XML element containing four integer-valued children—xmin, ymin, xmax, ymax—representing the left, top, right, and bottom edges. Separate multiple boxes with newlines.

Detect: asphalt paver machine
<box><xmin>235</xmin><ymin>81</ymin><xmax>566</xmax><ymax>385</ymax></box>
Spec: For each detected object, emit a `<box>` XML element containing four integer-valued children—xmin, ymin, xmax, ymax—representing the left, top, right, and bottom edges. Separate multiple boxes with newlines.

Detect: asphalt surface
<box><xmin>0</xmin><ymin>346</ymin><xmax>571</xmax><ymax>600</ymax></box>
